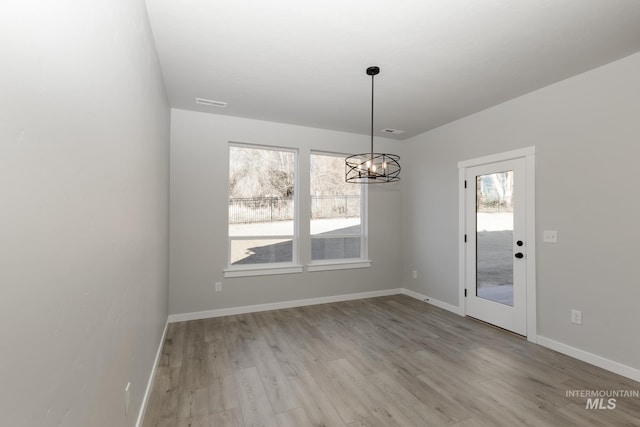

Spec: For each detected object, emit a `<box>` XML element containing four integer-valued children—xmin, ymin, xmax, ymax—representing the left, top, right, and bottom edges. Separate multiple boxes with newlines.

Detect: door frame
<box><xmin>458</xmin><ymin>146</ymin><xmax>537</xmax><ymax>342</ymax></box>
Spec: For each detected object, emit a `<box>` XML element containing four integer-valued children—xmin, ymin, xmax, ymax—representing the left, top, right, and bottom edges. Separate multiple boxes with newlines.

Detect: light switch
<box><xmin>543</xmin><ymin>230</ymin><xmax>558</xmax><ymax>243</ymax></box>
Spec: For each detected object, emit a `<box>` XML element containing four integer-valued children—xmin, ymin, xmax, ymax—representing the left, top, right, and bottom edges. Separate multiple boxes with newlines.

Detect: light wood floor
<box><xmin>142</xmin><ymin>295</ymin><xmax>640</xmax><ymax>426</ymax></box>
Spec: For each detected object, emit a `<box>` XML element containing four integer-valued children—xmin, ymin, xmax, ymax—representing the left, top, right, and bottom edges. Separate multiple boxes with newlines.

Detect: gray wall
<box><xmin>169</xmin><ymin>109</ymin><xmax>403</xmax><ymax>315</ymax></box>
<box><xmin>402</xmin><ymin>52</ymin><xmax>640</xmax><ymax>369</ymax></box>
<box><xmin>0</xmin><ymin>1</ymin><xmax>170</xmax><ymax>426</ymax></box>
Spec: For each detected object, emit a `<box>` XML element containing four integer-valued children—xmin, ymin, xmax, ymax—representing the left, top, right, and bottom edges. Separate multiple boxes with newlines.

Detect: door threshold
<box><xmin>465</xmin><ymin>315</ymin><xmax>526</xmax><ymax>339</ymax></box>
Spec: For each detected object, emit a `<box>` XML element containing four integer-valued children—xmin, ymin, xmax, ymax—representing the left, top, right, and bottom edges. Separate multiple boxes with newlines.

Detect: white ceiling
<box><xmin>145</xmin><ymin>0</ymin><xmax>640</xmax><ymax>140</ymax></box>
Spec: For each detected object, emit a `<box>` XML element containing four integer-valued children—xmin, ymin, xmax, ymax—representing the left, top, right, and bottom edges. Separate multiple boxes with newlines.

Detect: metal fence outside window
<box><xmin>310</xmin><ymin>195</ymin><xmax>360</xmax><ymax>220</ymax></box>
<box><xmin>229</xmin><ymin>195</ymin><xmax>360</xmax><ymax>224</ymax></box>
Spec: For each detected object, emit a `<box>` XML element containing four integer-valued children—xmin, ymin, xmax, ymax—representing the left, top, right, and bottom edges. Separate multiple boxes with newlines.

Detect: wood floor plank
<box><xmin>208</xmin><ymin>375</ymin><xmax>225</xmax><ymax>414</ymax></box>
<box><xmin>186</xmin><ymin>320</ymin><xmax>206</xmax><ymax>353</ymax></box>
<box><xmin>553</xmin><ymin>402</ymin><xmax>634</xmax><ymax>427</ymax></box>
<box><xmin>347</xmin><ymin>415</ymin><xmax>396</xmax><ymax>427</ymax></box>
<box><xmin>225</xmin><ymin>320</ymin><xmax>256</xmax><ymax>372</ymax></box>
<box><xmin>141</xmin><ymin>366</ymin><xmax>180</xmax><ymax>427</ymax></box>
<box><xmin>275</xmin><ymin>407</ymin><xmax>314</xmax><ymax>427</ymax></box>
<box><xmin>470</xmin><ymin>345</ymin><xmax>572</xmax><ymax>385</ymax></box>
<box><xmin>413</xmin><ymin>348</ymin><xmax>491</xmax><ymax>384</ymax></box>
<box><xmin>364</xmin><ymin>370</ymin><xmax>449</xmax><ymax>426</ymax></box>
<box><xmin>474</xmin><ymin>378</ymin><xmax>570</xmax><ymax>427</ymax></box>
<box><xmin>211</xmin><ymin>408</ymin><xmax>245</xmax><ymax>427</ymax></box>
<box><xmin>485</xmin><ymin>375</ymin><xmax>574</xmax><ymax>411</ymax></box>
<box><xmin>303</xmin><ymin>357</ymin><xmax>370</xmax><ymax>424</ymax></box>
<box><xmin>234</xmin><ymin>367</ymin><xmax>279</xmax><ymax>427</ymax></box>
<box><xmin>165</xmin><ymin>321</ymin><xmax>185</xmax><ymax>368</ymax></box>
<box><xmin>247</xmin><ymin>337</ymin><xmax>298</xmax><ymax>413</ymax></box>
<box><xmin>251</xmin><ymin>312</ymin><xmax>311</xmax><ymax>380</ymax></box>
<box><xmin>142</xmin><ymin>296</ymin><xmax>640</xmax><ymax>427</ymax></box>
<box><xmin>416</xmin><ymin>370</ymin><xmax>505</xmax><ymax>422</ymax></box>
<box><xmin>177</xmin><ymin>415</ymin><xmax>210</xmax><ymax>427</ymax></box>
<box><xmin>180</xmin><ymin>354</ymin><xmax>209</xmax><ymax>391</ymax></box>
<box><xmin>219</xmin><ymin>374</ymin><xmax>240</xmax><ymax>410</ymax></box>
<box><xmin>149</xmin><ymin>418</ymin><xmax>178</xmax><ymax>427</ymax></box>
<box><xmin>368</xmin><ymin>370</ymin><xmax>453</xmax><ymax>426</ymax></box>
<box><xmin>385</xmin><ymin>362</ymin><xmax>470</xmax><ymax>424</ymax></box>
<box><xmin>209</xmin><ymin>323</ymin><xmax>234</xmax><ymax>378</ymax></box>
<box><xmin>323</xmin><ymin>320</ymin><xmax>394</xmax><ymax>376</ymax></box>
<box><xmin>289</xmin><ymin>375</ymin><xmax>347</xmax><ymax>427</ymax></box>
<box><xmin>327</xmin><ymin>358</ymin><xmax>419</xmax><ymax>427</ymax></box>
<box><xmin>177</xmin><ymin>388</ymin><xmax>209</xmax><ymax>420</ymax></box>
<box><xmin>451</xmin><ymin>414</ymin><xmax>516</xmax><ymax>427</ymax></box>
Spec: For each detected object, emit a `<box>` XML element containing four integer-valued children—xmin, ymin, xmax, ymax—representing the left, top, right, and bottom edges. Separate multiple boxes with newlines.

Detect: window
<box><xmin>227</xmin><ymin>144</ymin><xmax>299</xmax><ymax>275</ymax></box>
<box><xmin>226</xmin><ymin>144</ymin><xmax>369</xmax><ymax>277</ymax></box>
<box><xmin>310</xmin><ymin>152</ymin><xmax>366</xmax><ymax>264</ymax></box>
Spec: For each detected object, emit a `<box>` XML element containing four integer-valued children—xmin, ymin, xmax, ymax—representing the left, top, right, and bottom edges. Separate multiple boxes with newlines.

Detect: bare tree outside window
<box><xmin>229</xmin><ymin>146</ymin><xmax>295</xmax><ymax>199</ymax></box>
<box><xmin>228</xmin><ymin>145</ymin><xmax>295</xmax><ymax>265</ymax></box>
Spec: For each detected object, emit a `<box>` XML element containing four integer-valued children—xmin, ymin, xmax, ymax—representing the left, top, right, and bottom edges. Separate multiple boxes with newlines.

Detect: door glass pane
<box><xmin>476</xmin><ymin>171</ymin><xmax>514</xmax><ymax>306</ymax></box>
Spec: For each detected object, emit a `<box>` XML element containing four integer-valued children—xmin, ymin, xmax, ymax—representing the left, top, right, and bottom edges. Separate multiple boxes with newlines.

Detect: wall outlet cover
<box><xmin>543</xmin><ymin>230</ymin><xmax>558</xmax><ymax>243</ymax></box>
<box><xmin>571</xmin><ymin>309</ymin><xmax>582</xmax><ymax>325</ymax></box>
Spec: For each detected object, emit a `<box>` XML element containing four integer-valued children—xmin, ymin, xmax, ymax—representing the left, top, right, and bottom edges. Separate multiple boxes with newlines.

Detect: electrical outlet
<box><xmin>571</xmin><ymin>309</ymin><xmax>582</xmax><ymax>325</ymax></box>
<box><xmin>543</xmin><ymin>230</ymin><xmax>558</xmax><ymax>243</ymax></box>
<box><xmin>215</xmin><ymin>282</ymin><xmax>222</xmax><ymax>292</ymax></box>
<box><xmin>125</xmin><ymin>382</ymin><xmax>131</xmax><ymax>415</ymax></box>
<box><xmin>412</xmin><ymin>270</ymin><xmax>417</xmax><ymax>279</ymax></box>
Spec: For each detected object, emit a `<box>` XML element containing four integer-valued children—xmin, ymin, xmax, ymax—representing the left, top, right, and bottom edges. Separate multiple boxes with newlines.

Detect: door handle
<box><xmin>515</xmin><ymin>252</ymin><xmax>524</xmax><ymax>259</ymax></box>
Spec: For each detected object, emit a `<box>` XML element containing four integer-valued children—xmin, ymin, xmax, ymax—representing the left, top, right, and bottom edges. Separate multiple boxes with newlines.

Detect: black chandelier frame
<box><xmin>345</xmin><ymin>66</ymin><xmax>401</xmax><ymax>184</ymax></box>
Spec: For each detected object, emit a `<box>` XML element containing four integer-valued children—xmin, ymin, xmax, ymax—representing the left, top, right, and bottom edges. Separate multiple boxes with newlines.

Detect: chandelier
<box><xmin>345</xmin><ymin>66</ymin><xmax>401</xmax><ymax>183</ymax></box>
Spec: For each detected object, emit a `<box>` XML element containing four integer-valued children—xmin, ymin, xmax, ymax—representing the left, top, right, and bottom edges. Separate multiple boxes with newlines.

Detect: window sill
<box><xmin>224</xmin><ymin>264</ymin><xmax>304</xmax><ymax>278</ymax></box>
<box><xmin>307</xmin><ymin>259</ymin><xmax>372</xmax><ymax>272</ymax></box>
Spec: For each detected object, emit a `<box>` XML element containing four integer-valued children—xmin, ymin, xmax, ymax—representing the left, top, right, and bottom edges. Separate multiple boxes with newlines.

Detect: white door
<box><xmin>465</xmin><ymin>158</ymin><xmax>527</xmax><ymax>335</ymax></box>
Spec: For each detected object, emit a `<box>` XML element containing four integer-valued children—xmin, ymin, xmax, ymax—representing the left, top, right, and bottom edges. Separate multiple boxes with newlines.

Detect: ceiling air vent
<box><xmin>195</xmin><ymin>98</ymin><xmax>227</xmax><ymax>108</ymax></box>
<box><xmin>382</xmin><ymin>128</ymin><xmax>405</xmax><ymax>135</ymax></box>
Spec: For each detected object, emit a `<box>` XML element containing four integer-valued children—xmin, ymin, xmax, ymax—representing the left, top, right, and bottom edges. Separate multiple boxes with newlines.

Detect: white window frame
<box><xmin>307</xmin><ymin>150</ymin><xmax>371</xmax><ymax>272</ymax></box>
<box><xmin>224</xmin><ymin>142</ymin><xmax>302</xmax><ymax>278</ymax></box>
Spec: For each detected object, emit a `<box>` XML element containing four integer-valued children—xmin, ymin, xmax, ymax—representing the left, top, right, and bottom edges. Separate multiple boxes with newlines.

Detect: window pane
<box><xmin>311</xmin><ymin>237</ymin><xmax>360</xmax><ymax>261</ymax></box>
<box><xmin>229</xmin><ymin>145</ymin><xmax>296</xmax><ymax>266</ymax></box>
<box><xmin>229</xmin><ymin>145</ymin><xmax>295</xmax><ymax>237</ymax></box>
<box><xmin>230</xmin><ymin>239</ymin><xmax>293</xmax><ymax>265</ymax></box>
<box><xmin>310</xmin><ymin>153</ymin><xmax>363</xmax><ymax>261</ymax></box>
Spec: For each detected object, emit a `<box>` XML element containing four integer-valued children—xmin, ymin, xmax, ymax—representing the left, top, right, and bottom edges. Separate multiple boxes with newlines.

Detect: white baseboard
<box><xmin>401</xmin><ymin>288</ymin><xmax>464</xmax><ymax>315</ymax></box>
<box><xmin>167</xmin><ymin>288</ymin><xmax>403</xmax><ymax>323</ymax></box>
<box><xmin>136</xmin><ymin>320</ymin><xmax>168</xmax><ymax>427</ymax></box>
<box><xmin>536</xmin><ymin>336</ymin><xmax>640</xmax><ymax>383</ymax></box>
